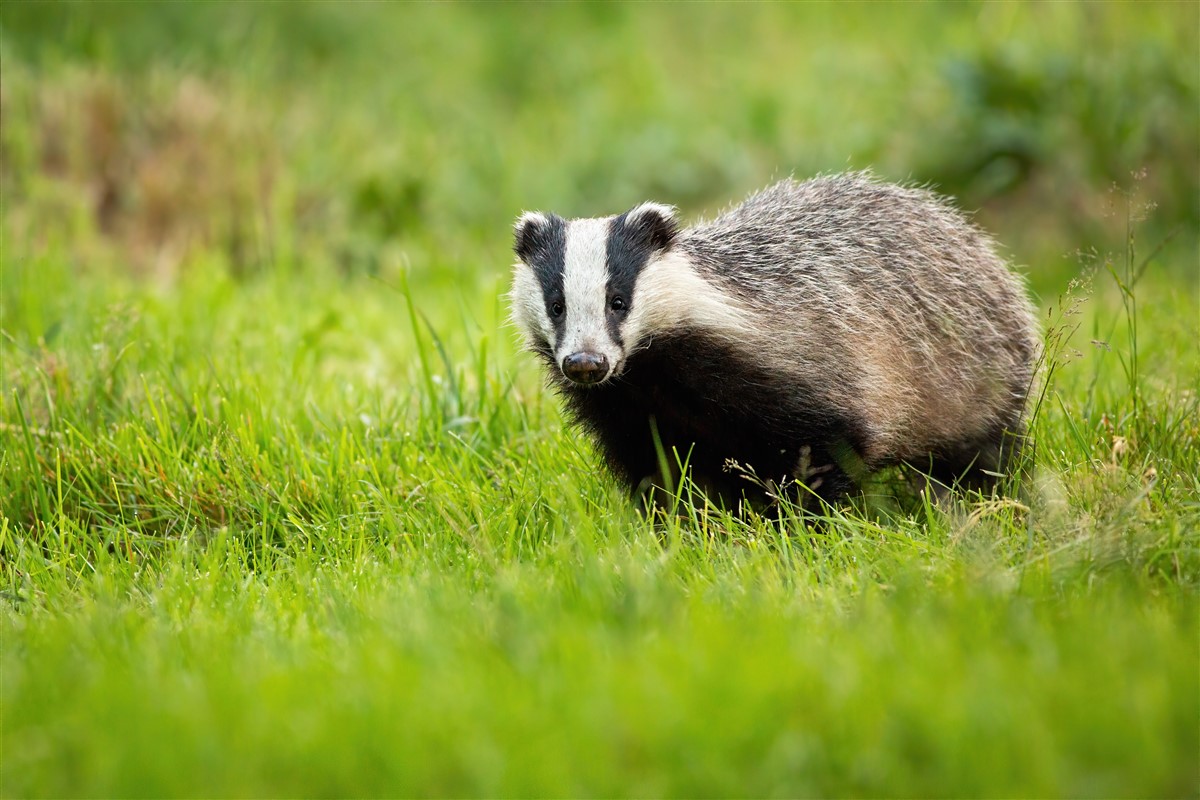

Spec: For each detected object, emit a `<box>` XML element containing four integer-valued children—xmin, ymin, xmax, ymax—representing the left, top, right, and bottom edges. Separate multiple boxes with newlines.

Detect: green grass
<box><xmin>2</xmin><ymin>3</ymin><xmax>1199</xmax><ymax>797</ymax></box>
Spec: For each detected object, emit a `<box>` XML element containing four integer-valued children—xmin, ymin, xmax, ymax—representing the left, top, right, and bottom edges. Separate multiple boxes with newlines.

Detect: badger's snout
<box><xmin>562</xmin><ymin>352</ymin><xmax>610</xmax><ymax>385</ymax></box>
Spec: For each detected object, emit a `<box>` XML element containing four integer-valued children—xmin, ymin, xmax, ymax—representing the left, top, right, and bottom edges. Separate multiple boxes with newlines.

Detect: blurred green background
<box><xmin>2</xmin><ymin>2</ymin><xmax>1196</xmax><ymax>294</ymax></box>
<box><xmin>2</xmin><ymin>3</ymin><xmax>1198</xmax><ymax>797</ymax></box>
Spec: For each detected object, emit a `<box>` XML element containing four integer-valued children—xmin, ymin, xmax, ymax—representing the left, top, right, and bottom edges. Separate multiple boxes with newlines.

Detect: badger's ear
<box><xmin>624</xmin><ymin>202</ymin><xmax>679</xmax><ymax>252</ymax></box>
<box><xmin>513</xmin><ymin>211</ymin><xmax>550</xmax><ymax>262</ymax></box>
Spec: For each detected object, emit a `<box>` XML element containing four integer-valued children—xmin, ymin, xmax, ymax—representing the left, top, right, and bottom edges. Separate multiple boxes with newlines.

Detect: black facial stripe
<box><xmin>605</xmin><ymin>212</ymin><xmax>660</xmax><ymax>346</ymax></box>
<box><xmin>517</xmin><ymin>214</ymin><xmax>568</xmax><ymax>342</ymax></box>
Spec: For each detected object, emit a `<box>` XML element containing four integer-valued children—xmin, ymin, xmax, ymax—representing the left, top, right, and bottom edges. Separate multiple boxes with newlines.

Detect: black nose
<box><xmin>561</xmin><ymin>352</ymin><xmax>610</xmax><ymax>384</ymax></box>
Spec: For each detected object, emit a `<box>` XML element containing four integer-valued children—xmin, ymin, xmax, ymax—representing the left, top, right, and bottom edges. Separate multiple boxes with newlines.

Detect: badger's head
<box><xmin>509</xmin><ymin>202</ymin><xmax>679</xmax><ymax>386</ymax></box>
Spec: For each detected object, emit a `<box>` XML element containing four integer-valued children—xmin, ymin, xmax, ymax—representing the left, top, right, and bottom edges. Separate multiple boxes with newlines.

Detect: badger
<box><xmin>509</xmin><ymin>172</ymin><xmax>1040</xmax><ymax>511</ymax></box>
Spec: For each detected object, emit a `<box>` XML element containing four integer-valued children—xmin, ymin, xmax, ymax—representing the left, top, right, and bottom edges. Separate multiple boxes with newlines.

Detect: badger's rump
<box><xmin>678</xmin><ymin>173</ymin><xmax>1040</xmax><ymax>465</ymax></box>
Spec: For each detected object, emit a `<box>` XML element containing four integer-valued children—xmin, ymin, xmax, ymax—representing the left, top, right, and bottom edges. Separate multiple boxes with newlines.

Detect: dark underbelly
<box><xmin>560</xmin><ymin>332</ymin><xmax>867</xmax><ymax>506</ymax></box>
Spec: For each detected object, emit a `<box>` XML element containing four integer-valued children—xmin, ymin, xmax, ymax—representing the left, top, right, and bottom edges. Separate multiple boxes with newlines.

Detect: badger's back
<box><xmin>676</xmin><ymin>174</ymin><xmax>1039</xmax><ymax>467</ymax></box>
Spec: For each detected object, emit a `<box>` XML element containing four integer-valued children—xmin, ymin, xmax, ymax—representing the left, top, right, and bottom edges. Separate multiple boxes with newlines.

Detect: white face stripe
<box><xmin>511</xmin><ymin>211</ymin><xmax>751</xmax><ymax>382</ymax></box>
<box><xmin>509</xmin><ymin>261</ymin><xmax>553</xmax><ymax>350</ymax></box>
<box><xmin>558</xmin><ymin>218</ymin><xmax>618</xmax><ymax>365</ymax></box>
<box><xmin>622</xmin><ymin>250</ymin><xmax>754</xmax><ymax>353</ymax></box>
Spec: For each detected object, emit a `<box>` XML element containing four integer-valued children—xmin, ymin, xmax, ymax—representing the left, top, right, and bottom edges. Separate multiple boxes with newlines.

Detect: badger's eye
<box><xmin>610</xmin><ymin>296</ymin><xmax>627</xmax><ymax>312</ymax></box>
<box><xmin>550</xmin><ymin>301</ymin><xmax>564</xmax><ymax>318</ymax></box>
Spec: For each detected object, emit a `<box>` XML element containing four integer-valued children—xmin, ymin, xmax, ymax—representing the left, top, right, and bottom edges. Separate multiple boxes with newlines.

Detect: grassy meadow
<box><xmin>2</xmin><ymin>3</ymin><xmax>1198</xmax><ymax>796</ymax></box>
